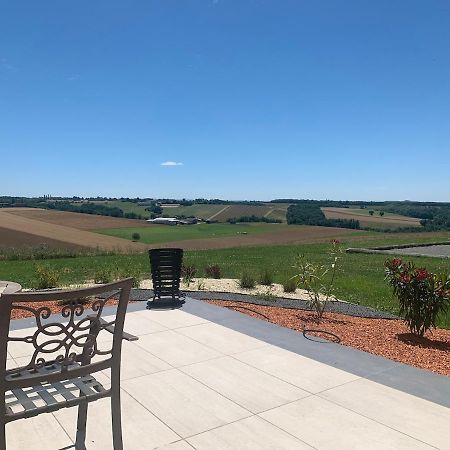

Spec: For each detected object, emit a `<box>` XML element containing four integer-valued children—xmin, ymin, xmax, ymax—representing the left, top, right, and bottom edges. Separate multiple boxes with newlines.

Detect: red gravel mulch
<box><xmin>10</xmin><ymin>298</ymin><xmax>121</xmax><ymax>320</ymax></box>
<box><xmin>206</xmin><ymin>299</ymin><xmax>450</xmax><ymax>377</ymax></box>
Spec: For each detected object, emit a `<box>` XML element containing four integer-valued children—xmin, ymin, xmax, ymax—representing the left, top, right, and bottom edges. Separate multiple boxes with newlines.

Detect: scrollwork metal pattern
<box><xmin>7</xmin><ymin>289</ymin><xmax>120</xmax><ymax>376</ymax></box>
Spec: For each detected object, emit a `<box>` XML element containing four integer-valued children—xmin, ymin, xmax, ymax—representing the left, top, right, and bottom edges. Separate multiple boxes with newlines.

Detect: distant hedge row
<box><xmin>226</xmin><ymin>215</ymin><xmax>282</xmax><ymax>224</ymax></box>
<box><xmin>46</xmin><ymin>202</ymin><xmax>143</xmax><ymax>219</ymax></box>
<box><xmin>286</xmin><ymin>204</ymin><xmax>360</xmax><ymax>229</ymax></box>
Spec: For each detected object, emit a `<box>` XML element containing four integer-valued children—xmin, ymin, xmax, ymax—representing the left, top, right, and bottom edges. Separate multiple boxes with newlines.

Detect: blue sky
<box><xmin>1</xmin><ymin>0</ymin><xmax>449</xmax><ymax>201</ymax></box>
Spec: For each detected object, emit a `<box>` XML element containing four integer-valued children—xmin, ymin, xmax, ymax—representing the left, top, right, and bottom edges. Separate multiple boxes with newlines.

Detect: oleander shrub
<box><xmin>205</xmin><ymin>264</ymin><xmax>222</xmax><ymax>279</ymax></box>
<box><xmin>293</xmin><ymin>240</ymin><xmax>343</xmax><ymax>320</ymax></box>
<box><xmin>385</xmin><ymin>258</ymin><xmax>450</xmax><ymax>336</ymax></box>
<box><xmin>34</xmin><ymin>264</ymin><xmax>61</xmax><ymax>289</ymax></box>
<box><xmin>239</xmin><ymin>271</ymin><xmax>256</xmax><ymax>289</ymax></box>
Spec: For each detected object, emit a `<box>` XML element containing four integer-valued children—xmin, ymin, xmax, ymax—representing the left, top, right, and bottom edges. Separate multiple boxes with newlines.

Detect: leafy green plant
<box><xmin>293</xmin><ymin>240</ymin><xmax>343</xmax><ymax>320</ymax></box>
<box><xmin>196</xmin><ymin>279</ymin><xmax>206</xmax><ymax>290</ymax></box>
<box><xmin>131</xmin><ymin>232</ymin><xmax>141</xmax><ymax>242</ymax></box>
<box><xmin>369</xmin><ymin>210</ymin><xmax>374</xmax><ymax>216</ymax></box>
<box><xmin>205</xmin><ymin>264</ymin><xmax>222</xmax><ymax>279</ymax></box>
<box><xmin>385</xmin><ymin>258</ymin><xmax>450</xmax><ymax>336</ymax></box>
<box><xmin>93</xmin><ymin>266</ymin><xmax>115</xmax><ymax>284</ymax></box>
<box><xmin>259</xmin><ymin>268</ymin><xmax>274</xmax><ymax>286</ymax></box>
<box><xmin>181</xmin><ymin>265</ymin><xmax>197</xmax><ymax>287</ymax></box>
<box><xmin>120</xmin><ymin>266</ymin><xmax>142</xmax><ymax>287</ymax></box>
<box><xmin>34</xmin><ymin>264</ymin><xmax>61</xmax><ymax>289</ymax></box>
<box><xmin>239</xmin><ymin>271</ymin><xmax>256</xmax><ymax>289</ymax></box>
<box><xmin>282</xmin><ymin>277</ymin><xmax>297</xmax><ymax>293</ymax></box>
<box><xmin>379</xmin><ymin>211</ymin><xmax>385</xmax><ymax>217</ymax></box>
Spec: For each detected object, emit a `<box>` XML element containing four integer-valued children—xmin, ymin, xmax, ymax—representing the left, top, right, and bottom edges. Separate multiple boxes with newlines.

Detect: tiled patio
<box><xmin>6</xmin><ymin>298</ymin><xmax>450</xmax><ymax>449</ymax></box>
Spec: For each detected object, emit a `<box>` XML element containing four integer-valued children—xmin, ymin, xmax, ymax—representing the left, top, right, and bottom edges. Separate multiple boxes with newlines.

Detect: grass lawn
<box><xmin>1</xmin><ymin>234</ymin><xmax>449</xmax><ymax>327</ymax></box>
<box><xmin>95</xmin><ymin>223</ymin><xmax>282</xmax><ymax>245</ymax></box>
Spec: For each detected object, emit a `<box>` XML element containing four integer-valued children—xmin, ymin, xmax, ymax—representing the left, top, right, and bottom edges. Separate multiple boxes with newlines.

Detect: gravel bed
<box><xmin>124</xmin><ymin>288</ymin><xmax>399</xmax><ymax>320</ymax></box>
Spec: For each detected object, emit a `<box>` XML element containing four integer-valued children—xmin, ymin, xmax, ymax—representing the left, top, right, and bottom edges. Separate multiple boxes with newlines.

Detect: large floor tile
<box><xmin>123</xmin><ymin>311</ymin><xmax>168</xmax><ymax>335</ymax></box>
<box><xmin>176</xmin><ymin>322</ymin><xmax>268</xmax><ymax>354</ymax></box>
<box><xmin>6</xmin><ymin>413</ymin><xmax>72</xmax><ymax>450</ymax></box>
<box><xmin>135</xmin><ymin>330</ymin><xmax>221</xmax><ymax>367</ymax></box>
<box><xmin>144</xmin><ymin>309</ymin><xmax>208</xmax><ymax>329</ymax></box>
<box><xmin>234</xmin><ymin>345</ymin><xmax>359</xmax><ymax>393</ymax></box>
<box><xmin>103</xmin><ymin>340</ymin><xmax>172</xmax><ymax>380</ymax></box>
<box><xmin>54</xmin><ymin>389</ymin><xmax>180</xmax><ymax>449</ymax></box>
<box><xmin>187</xmin><ymin>415</ymin><xmax>313</xmax><ymax>449</ymax></box>
<box><xmin>320</xmin><ymin>378</ymin><xmax>450</xmax><ymax>449</ymax></box>
<box><xmin>260</xmin><ymin>395</ymin><xmax>433</xmax><ymax>449</ymax></box>
<box><xmin>181</xmin><ymin>356</ymin><xmax>309</xmax><ymax>413</ymax></box>
<box><xmin>123</xmin><ymin>369</ymin><xmax>251</xmax><ymax>438</ymax></box>
<box><xmin>7</xmin><ymin>328</ymin><xmax>36</xmax><ymax>359</ymax></box>
<box><xmin>155</xmin><ymin>441</ymin><xmax>195</xmax><ymax>449</ymax></box>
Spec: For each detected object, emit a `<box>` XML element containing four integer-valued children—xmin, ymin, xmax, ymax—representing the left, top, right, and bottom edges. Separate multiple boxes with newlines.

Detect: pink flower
<box><xmin>415</xmin><ymin>269</ymin><xmax>430</xmax><ymax>281</ymax></box>
<box><xmin>391</xmin><ymin>258</ymin><xmax>402</xmax><ymax>267</ymax></box>
<box><xmin>400</xmin><ymin>273</ymin><xmax>411</xmax><ymax>284</ymax></box>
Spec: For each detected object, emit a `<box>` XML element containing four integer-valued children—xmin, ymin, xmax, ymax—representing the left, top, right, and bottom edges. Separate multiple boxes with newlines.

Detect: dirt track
<box><xmin>3</xmin><ymin>208</ymin><xmax>146</xmax><ymax>230</ymax></box>
<box><xmin>0</xmin><ymin>210</ymin><xmax>147</xmax><ymax>252</ymax></box>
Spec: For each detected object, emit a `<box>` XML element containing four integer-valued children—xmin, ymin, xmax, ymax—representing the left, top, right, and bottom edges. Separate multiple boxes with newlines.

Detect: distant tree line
<box><xmin>286</xmin><ymin>204</ymin><xmax>360</xmax><ymax>229</ymax></box>
<box><xmin>46</xmin><ymin>202</ymin><xmax>143</xmax><ymax>219</ymax></box>
<box><xmin>226</xmin><ymin>215</ymin><xmax>282</xmax><ymax>224</ymax></box>
<box><xmin>381</xmin><ymin>204</ymin><xmax>450</xmax><ymax>231</ymax></box>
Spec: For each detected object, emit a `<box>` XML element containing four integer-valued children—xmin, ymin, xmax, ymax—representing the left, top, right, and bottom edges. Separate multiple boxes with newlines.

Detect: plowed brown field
<box><xmin>322</xmin><ymin>207</ymin><xmax>421</xmax><ymax>227</ymax></box>
<box><xmin>4</xmin><ymin>208</ymin><xmax>146</xmax><ymax>230</ymax></box>
<box><xmin>0</xmin><ymin>209</ymin><xmax>147</xmax><ymax>252</ymax></box>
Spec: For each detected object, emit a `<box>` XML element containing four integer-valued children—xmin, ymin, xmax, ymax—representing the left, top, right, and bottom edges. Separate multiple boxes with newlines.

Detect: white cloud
<box><xmin>1</xmin><ymin>58</ymin><xmax>17</xmax><ymax>72</ymax></box>
<box><xmin>161</xmin><ymin>161</ymin><xmax>184</xmax><ymax>166</ymax></box>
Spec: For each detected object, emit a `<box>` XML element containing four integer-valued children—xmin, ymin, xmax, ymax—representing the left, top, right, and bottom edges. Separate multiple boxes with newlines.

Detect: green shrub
<box><xmin>93</xmin><ymin>266</ymin><xmax>115</xmax><ymax>284</ymax></box>
<box><xmin>293</xmin><ymin>240</ymin><xmax>343</xmax><ymax>320</ymax></box>
<box><xmin>34</xmin><ymin>264</ymin><xmax>61</xmax><ymax>289</ymax></box>
<box><xmin>239</xmin><ymin>271</ymin><xmax>256</xmax><ymax>289</ymax></box>
<box><xmin>205</xmin><ymin>264</ymin><xmax>222</xmax><ymax>279</ymax></box>
<box><xmin>181</xmin><ymin>265</ymin><xmax>197</xmax><ymax>286</ymax></box>
<box><xmin>259</xmin><ymin>269</ymin><xmax>274</xmax><ymax>286</ymax></box>
<box><xmin>282</xmin><ymin>277</ymin><xmax>297</xmax><ymax>293</ymax></box>
<box><xmin>120</xmin><ymin>267</ymin><xmax>142</xmax><ymax>287</ymax></box>
<box><xmin>385</xmin><ymin>258</ymin><xmax>450</xmax><ymax>336</ymax></box>
<box><xmin>131</xmin><ymin>232</ymin><xmax>141</xmax><ymax>242</ymax></box>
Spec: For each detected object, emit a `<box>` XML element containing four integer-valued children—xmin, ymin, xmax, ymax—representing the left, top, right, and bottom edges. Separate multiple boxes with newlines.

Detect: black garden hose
<box><xmin>223</xmin><ymin>302</ymin><xmax>342</xmax><ymax>344</ymax></box>
<box><xmin>302</xmin><ymin>328</ymin><xmax>341</xmax><ymax>344</ymax></box>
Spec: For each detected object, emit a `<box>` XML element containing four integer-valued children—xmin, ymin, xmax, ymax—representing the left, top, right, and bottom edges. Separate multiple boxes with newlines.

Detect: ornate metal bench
<box><xmin>0</xmin><ymin>278</ymin><xmax>137</xmax><ymax>450</ymax></box>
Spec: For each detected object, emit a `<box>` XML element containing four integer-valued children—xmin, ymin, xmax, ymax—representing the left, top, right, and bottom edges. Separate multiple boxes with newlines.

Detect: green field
<box><xmin>1</xmin><ymin>234</ymin><xmax>449</xmax><ymax>327</ymax></box>
<box><xmin>96</xmin><ymin>223</ymin><xmax>282</xmax><ymax>245</ymax></box>
<box><xmin>162</xmin><ymin>204</ymin><xmax>226</xmax><ymax>220</ymax></box>
<box><xmin>91</xmin><ymin>201</ymin><xmax>150</xmax><ymax>218</ymax></box>
<box><xmin>162</xmin><ymin>203</ymin><xmax>290</xmax><ymax>222</ymax></box>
